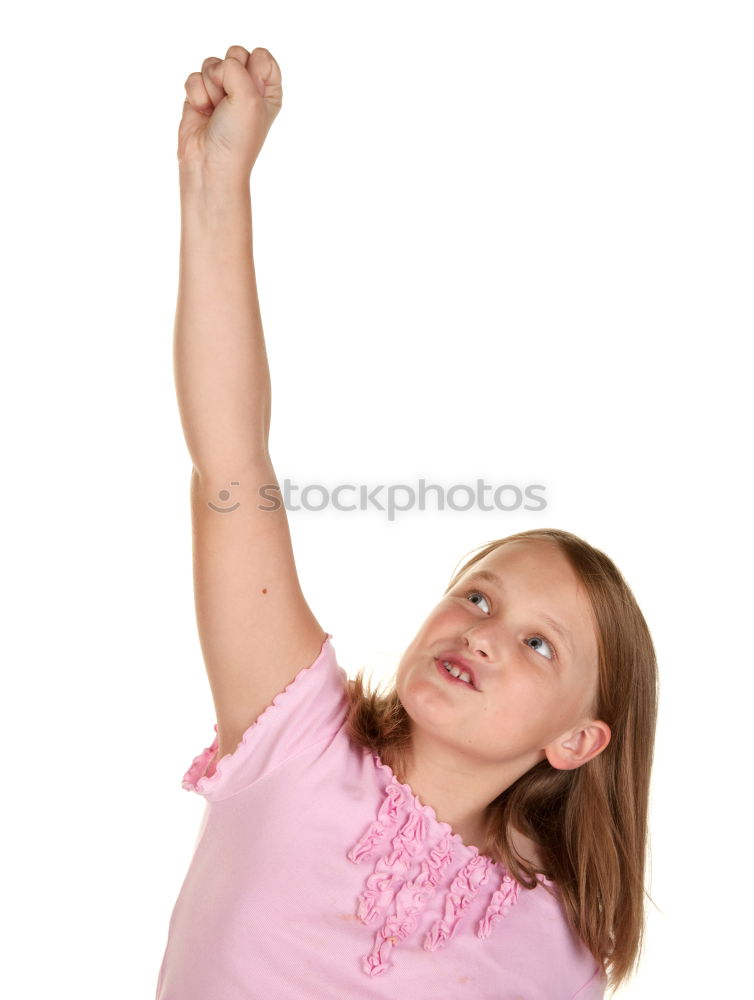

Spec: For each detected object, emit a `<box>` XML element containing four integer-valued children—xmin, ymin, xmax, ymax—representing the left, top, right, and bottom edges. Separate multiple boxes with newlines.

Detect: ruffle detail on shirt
<box><xmin>346</xmin><ymin>764</ymin><xmax>528</xmax><ymax>977</ymax></box>
<box><xmin>182</xmin><ymin>725</ymin><xmax>221</xmax><ymax>789</ymax></box>
<box><xmin>424</xmin><ymin>853</ymin><xmax>495</xmax><ymax>952</ymax></box>
<box><xmin>476</xmin><ymin>871</ymin><xmax>521</xmax><ymax>939</ymax></box>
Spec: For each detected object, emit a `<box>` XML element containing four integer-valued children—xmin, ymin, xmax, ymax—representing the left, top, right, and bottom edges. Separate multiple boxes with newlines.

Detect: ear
<box><xmin>545</xmin><ymin>720</ymin><xmax>611</xmax><ymax>771</ymax></box>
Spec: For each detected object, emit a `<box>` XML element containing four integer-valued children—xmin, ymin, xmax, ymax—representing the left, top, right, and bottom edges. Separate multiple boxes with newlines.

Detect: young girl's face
<box><xmin>395</xmin><ymin>540</ymin><xmax>608</xmax><ymax>775</ymax></box>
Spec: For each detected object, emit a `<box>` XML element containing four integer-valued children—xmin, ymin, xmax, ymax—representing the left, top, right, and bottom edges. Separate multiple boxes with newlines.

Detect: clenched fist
<box><xmin>178</xmin><ymin>45</ymin><xmax>283</xmax><ymax>179</ymax></box>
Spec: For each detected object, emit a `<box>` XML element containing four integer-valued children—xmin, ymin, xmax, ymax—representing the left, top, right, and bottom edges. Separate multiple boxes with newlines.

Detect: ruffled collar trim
<box><xmin>345</xmin><ymin>751</ymin><xmax>554</xmax><ymax>977</ymax></box>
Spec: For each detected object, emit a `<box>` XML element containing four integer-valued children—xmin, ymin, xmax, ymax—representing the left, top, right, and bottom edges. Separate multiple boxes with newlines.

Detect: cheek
<box><xmin>394</xmin><ymin>654</ymin><xmax>421</xmax><ymax>704</ymax></box>
<box><xmin>394</xmin><ymin>669</ymin><xmax>406</xmax><ymax>702</ymax></box>
<box><xmin>500</xmin><ymin>666</ymin><xmax>551</xmax><ymax>700</ymax></box>
<box><xmin>478</xmin><ymin>676</ymin><xmax>557</xmax><ymax>735</ymax></box>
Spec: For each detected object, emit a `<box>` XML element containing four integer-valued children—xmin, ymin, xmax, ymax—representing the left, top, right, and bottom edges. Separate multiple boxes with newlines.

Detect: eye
<box><xmin>524</xmin><ymin>635</ymin><xmax>556</xmax><ymax>661</ymax></box>
<box><xmin>465</xmin><ymin>589</ymin><xmax>491</xmax><ymax>613</ymax></box>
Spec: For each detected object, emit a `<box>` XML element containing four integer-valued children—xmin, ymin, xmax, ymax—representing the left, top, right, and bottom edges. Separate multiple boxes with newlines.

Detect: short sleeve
<box><xmin>570</xmin><ymin>964</ymin><xmax>607</xmax><ymax>1000</ymax></box>
<box><xmin>181</xmin><ymin>633</ymin><xmax>348</xmax><ymax>802</ymax></box>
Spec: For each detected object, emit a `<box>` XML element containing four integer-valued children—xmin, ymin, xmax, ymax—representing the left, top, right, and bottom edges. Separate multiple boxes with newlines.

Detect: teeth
<box><xmin>442</xmin><ymin>660</ymin><xmax>472</xmax><ymax>685</ymax></box>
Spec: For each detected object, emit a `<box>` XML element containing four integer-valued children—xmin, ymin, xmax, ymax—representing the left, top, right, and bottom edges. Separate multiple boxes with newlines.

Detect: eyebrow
<box><xmin>462</xmin><ymin>569</ymin><xmax>575</xmax><ymax>658</ymax></box>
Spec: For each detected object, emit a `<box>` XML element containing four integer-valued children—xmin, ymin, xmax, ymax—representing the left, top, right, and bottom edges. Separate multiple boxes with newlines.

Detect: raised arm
<box><xmin>174</xmin><ymin>46</ymin><xmax>326</xmax><ymax>765</ymax></box>
<box><xmin>174</xmin><ymin>173</ymin><xmax>270</xmax><ymax>471</ymax></box>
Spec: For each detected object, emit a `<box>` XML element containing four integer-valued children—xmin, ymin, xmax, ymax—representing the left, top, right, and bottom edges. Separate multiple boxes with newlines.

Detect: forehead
<box><xmin>466</xmin><ymin>541</ymin><xmax>577</xmax><ymax>592</ymax></box>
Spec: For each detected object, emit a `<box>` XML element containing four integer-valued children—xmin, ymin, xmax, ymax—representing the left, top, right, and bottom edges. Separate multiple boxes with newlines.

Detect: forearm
<box><xmin>173</xmin><ymin>171</ymin><xmax>272</xmax><ymax>476</ymax></box>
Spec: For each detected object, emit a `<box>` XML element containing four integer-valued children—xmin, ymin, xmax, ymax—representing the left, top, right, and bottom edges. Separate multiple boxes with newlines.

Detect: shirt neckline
<box><xmin>370</xmin><ymin>751</ymin><xmax>499</xmax><ymax>865</ymax></box>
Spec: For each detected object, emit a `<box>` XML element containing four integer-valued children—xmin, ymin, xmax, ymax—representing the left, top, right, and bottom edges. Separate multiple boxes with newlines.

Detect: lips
<box><xmin>435</xmin><ymin>652</ymin><xmax>480</xmax><ymax>691</ymax></box>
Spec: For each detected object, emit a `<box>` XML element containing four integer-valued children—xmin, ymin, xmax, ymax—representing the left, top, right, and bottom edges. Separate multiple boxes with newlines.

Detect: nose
<box><xmin>462</xmin><ymin>627</ymin><xmax>493</xmax><ymax>660</ymax></box>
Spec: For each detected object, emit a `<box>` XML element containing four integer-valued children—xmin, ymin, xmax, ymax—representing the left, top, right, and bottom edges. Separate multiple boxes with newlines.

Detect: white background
<box><xmin>1</xmin><ymin>2</ymin><xmax>752</xmax><ymax>997</ymax></box>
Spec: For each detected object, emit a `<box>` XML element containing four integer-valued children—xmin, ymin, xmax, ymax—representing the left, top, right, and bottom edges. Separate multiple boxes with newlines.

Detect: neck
<box><xmin>395</xmin><ymin>729</ymin><xmax>544</xmax><ymax>864</ymax></box>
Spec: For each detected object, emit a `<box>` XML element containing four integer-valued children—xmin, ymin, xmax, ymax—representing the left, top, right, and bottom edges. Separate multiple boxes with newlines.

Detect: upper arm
<box><xmin>189</xmin><ymin>459</ymin><xmax>327</xmax><ymax>764</ymax></box>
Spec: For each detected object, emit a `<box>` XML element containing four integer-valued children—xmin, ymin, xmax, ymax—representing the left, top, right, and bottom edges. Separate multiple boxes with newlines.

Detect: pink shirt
<box><xmin>155</xmin><ymin>634</ymin><xmax>606</xmax><ymax>999</ymax></box>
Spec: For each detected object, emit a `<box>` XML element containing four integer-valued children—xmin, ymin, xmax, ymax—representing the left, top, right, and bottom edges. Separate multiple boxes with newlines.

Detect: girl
<box><xmin>156</xmin><ymin>44</ymin><xmax>658</xmax><ymax>1000</ymax></box>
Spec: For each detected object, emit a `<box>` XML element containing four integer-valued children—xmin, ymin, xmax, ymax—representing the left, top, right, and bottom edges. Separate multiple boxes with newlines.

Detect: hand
<box><xmin>178</xmin><ymin>45</ymin><xmax>283</xmax><ymax>180</ymax></box>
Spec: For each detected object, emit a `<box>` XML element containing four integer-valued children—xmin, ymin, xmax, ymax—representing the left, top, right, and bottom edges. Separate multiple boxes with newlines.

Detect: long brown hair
<box><xmin>342</xmin><ymin>528</ymin><xmax>659</xmax><ymax>995</ymax></box>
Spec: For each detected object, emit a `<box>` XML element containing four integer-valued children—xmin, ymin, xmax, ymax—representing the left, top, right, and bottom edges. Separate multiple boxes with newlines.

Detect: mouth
<box><xmin>435</xmin><ymin>657</ymin><xmax>479</xmax><ymax>691</ymax></box>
